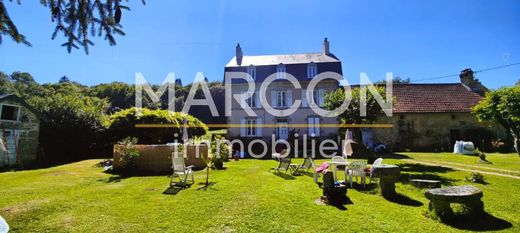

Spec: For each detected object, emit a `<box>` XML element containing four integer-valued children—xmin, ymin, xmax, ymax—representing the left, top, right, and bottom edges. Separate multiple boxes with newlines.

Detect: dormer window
<box><xmin>307</xmin><ymin>63</ymin><xmax>317</xmax><ymax>78</ymax></box>
<box><xmin>247</xmin><ymin>65</ymin><xmax>256</xmax><ymax>80</ymax></box>
<box><xmin>277</xmin><ymin>64</ymin><xmax>286</xmax><ymax>79</ymax></box>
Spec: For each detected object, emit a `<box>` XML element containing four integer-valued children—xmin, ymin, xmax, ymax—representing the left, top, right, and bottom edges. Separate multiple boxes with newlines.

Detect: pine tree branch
<box><xmin>1</xmin><ymin>0</ymin><xmax>146</xmax><ymax>54</ymax></box>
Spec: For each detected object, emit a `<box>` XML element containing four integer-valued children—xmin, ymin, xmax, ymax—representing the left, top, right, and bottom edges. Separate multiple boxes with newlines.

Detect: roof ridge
<box><xmin>394</xmin><ymin>83</ymin><xmax>461</xmax><ymax>85</ymax></box>
<box><xmin>242</xmin><ymin>52</ymin><xmax>323</xmax><ymax>57</ymax></box>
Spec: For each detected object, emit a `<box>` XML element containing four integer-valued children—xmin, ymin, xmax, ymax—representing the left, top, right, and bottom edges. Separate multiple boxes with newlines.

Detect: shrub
<box><xmin>28</xmin><ymin>93</ymin><xmax>109</xmax><ymax>162</ymax></box>
<box><xmin>210</xmin><ymin>135</ymin><xmax>230</xmax><ymax>169</ymax></box>
<box><xmin>465</xmin><ymin>172</ymin><xmax>486</xmax><ymax>184</ymax></box>
<box><xmin>106</xmin><ymin>107</ymin><xmax>208</xmax><ymax>144</ymax></box>
<box><xmin>116</xmin><ymin>137</ymin><xmax>140</xmax><ymax>171</ymax></box>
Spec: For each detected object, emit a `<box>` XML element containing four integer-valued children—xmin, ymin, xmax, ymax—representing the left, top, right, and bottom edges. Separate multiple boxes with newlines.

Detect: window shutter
<box><xmin>271</xmin><ymin>91</ymin><xmax>277</xmax><ymax>107</ymax></box>
<box><xmin>318</xmin><ymin>89</ymin><xmax>325</xmax><ymax>107</ymax></box>
<box><xmin>308</xmin><ymin>118</ymin><xmax>314</xmax><ymax>136</ymax></box>
<box><xmin>239</xmin><ymin>92</ymin><xmax>247</xmax><ymax>108</ymax></box>
<box><xmin>256</xmin><ymin>118</ymin><xmax>262</xmax><ymax>136</ymax></box>
<box><xmin>302</xmin><ymin>90</ymin><xmax>308</xmax><ymax>107</ymax></box>
<box><xmin>255</xmin><ymin>91</ymin><xmax>260</xmax><ymax>108</ymax></box>
<box><xmin>315</xmin><ymin>118</ymin><xmax>321</xmax><ymax>136</ymax></box>
<box><xmin>287</xmin><ymin>90</ymin><xmax>292</xmax><ymax>106</ymax></box>
<box><xmin>240</xmin><ymin>119</ymin><xmax>246</xmax><ymax>137</ymax></box>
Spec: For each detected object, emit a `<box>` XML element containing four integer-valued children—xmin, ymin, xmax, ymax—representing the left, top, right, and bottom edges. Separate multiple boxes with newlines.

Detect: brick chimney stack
<box><xmin>323</xmin><ymin>38</ymin><xmax>330</xmax><ymax>55</ymax></box>
<box><xmin>236</xmin><ymin>43</ymin><xmax>243</xmax><ymax>66</ymax></box>
<box><xmin>460</xmin><ymin>68</ymin><xmax>488</xmax><ymax>95</ymax></box>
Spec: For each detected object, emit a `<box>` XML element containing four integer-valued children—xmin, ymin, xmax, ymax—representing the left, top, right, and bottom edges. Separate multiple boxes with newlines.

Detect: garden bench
<box><xmin>425</xmin><ymin>185</ymin><xmax>484</xmax><ymax>219</ymax></box>
<box><xmin>410</xmin><ymin>179</ymin><xmax>441</xmax><ymax>188</ymax></box>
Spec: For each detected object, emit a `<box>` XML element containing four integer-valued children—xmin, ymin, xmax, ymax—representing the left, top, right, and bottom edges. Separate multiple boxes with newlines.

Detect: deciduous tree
<box><xmin>473</xmin><ymin>85</ymin><xmax>520</xmax><ymax>156</ymax></box>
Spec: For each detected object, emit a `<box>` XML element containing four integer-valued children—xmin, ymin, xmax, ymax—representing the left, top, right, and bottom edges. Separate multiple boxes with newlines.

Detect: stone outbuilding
<box><xmin>0</xmin><ymin>94</ymin><xmax>40</xmax><ymax>167</ymax></box>
<box><xmin>368</xmin><ymin>69</ymin><xmax>506</xmax><ymax>151</ymax></box>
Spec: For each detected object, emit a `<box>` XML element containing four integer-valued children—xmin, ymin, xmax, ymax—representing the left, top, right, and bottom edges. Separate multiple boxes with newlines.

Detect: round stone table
<box><xmin>371</xmin><ymin>164</ymin><xmax>401</xmax><ymax>198</ymax></box>
<box><xmin>425</xmin><ymin>185</ymin><xmax>484</xmax><ymax>219</ymax></box>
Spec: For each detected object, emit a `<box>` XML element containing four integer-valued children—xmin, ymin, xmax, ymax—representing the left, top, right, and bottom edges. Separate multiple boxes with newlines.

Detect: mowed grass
<box><xmin>0</xmin><ymin>156</ymin><xmax>519</xmax><ymax>232</ymax></box>
<box><xmin>401</xmin><ymin>152</ymin><xmax>520</xmax><ymax>174</ymax></box>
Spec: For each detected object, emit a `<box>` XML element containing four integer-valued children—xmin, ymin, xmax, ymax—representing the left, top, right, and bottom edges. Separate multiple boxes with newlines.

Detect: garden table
<box><xmin>328</xmin><ymin>160</ymin><xmax>351</xmax><ymax>182</ymax></box>
<box><xmin>425</xmin><ymin>185</ymin><xmax>484</xmax><ymax>219</ymax></box>
<box><xmin>371</xmin><ymin>164</ymin><xmax>401</xmax><ymax>198</ymax></box>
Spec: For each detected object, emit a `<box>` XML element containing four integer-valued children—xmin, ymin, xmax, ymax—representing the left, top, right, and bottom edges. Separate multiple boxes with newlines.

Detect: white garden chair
<box><xmin>347</xmin><ymin>161</ymin><xmax>367</xmax><ymax>187</ymax></box>
<box><xmin>331</xmin><ymin>156</ymin><xmax>347</xmax><ymax>181</ymax></box>
<box><xmin>171</xmin><ymin>155</ymin><xmax>194</xmax><ymax>187</ymax></box>
<box><xmin>369</xmin><ymin>158</ymin><xmax>383</xmax><ymax>183</ymax></box>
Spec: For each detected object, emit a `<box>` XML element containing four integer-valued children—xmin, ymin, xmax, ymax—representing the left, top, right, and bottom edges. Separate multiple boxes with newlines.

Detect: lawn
<box><xmin>400</xmin><ymin>152</ymin><xmax>520</xmax><ymax>175</ymax></box>
<box><xmin>0</xmin><ymin>156</ymin><xmax>519</xmax><ymax>232</ymax></box>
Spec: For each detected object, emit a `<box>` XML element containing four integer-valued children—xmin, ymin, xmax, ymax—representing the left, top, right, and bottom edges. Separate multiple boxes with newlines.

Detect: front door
<box><xmin>277</xmin><ymin>122</ymin><xmax>288</xmax><ymax>140</ymax></box>
<box><xmin>2</xmin><ymin>130</ymin><xmax>19</xmax><ymax>166</ymax></box>
<box><xmin>450</xmin><ymin>129</ymin><xmax>461</xmax><ymax>145</ymax></box>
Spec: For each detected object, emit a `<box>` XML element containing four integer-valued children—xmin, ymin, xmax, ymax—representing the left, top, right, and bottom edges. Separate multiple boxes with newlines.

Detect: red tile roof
<box><xmin>392</xmin><ymin>83</ymin><xmax>483</xmax><ymax>113</ymax></box>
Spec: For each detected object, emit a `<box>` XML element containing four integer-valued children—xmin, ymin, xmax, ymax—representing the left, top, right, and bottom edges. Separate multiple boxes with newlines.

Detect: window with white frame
<box><xmin>0</xmin><ymin>104</ymin><xmax>20</xmax><ymax>121</ymax></box>
<box><xmin>246</xmin><ymin>118</ymin><xmax>257</xmax><ymax>136</ymax></box>
<box><xmin>310</xmin><ymin>89</ymin><xmax>325</xmax><ymax>107</ymax></box>
<box><xmin>308</xmin><ymin>117</ymin><xmax>320</xmax><ymax>137</ymax></box>
<box><xmin>247</xmin><ymin>65</ymin><xmax>256</xmax><ymax>80</ymax></box>
<box><xmin>276</xmin><ymin>91</ymin><xmax>287</xmax><ymax>107</ymax></box>
<box><xmin>307</xmin><ymin>63</ymin><xmax>317</xmax><ymax>78</ymax></box>
<box><xmin>277</xmin><ymin>64</ymin><xmax>286</xmax><ymax>79</ymax></box>
<box><xmin>247</xmin><ymin>92</ymin><xmax>256</xmax><ymax>108</ymax></box>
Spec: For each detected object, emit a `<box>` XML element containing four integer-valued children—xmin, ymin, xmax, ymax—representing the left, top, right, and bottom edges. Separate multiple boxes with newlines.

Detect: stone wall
<box><xmin>113</xmin><ymin>144</ymin><xmax>209</xmax><ymax>172</ymax></box>
<box><xmin>371</xmin><ymin>112</ymin><xmax>506</xmax><ymax>151</ymax></box>
<box><xmin>0</xmin><ymin>98</ymin><xmax>40</xmax><ymax>167</ymax></box>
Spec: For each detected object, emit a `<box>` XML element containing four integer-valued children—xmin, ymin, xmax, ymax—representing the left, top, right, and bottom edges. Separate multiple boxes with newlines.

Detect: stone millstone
<box><xmin>426</xmin><ymin>185</ymin><xmax>483</xmax><ymax>202</ymax></box>
<box><xmin>411</xmin><ymin>179</ymin><xmax>441</xmax><ymax>188</ymax></box>
<box><xmin>425</xmin><ymin>185</ymin><xmax>484</xmax><ymax>219</ymax></box>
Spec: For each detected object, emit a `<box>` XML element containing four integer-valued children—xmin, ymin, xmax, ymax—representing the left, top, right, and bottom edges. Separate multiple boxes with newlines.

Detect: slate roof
<box><xmin>392</xmin><ymin>83</ymin><xmax>483</xmax><ymax>113</ymax></box>
<box><xmin>225</xmin><ymin>52</ymin><xmax>340</xmax><ymax>67</ymax></box>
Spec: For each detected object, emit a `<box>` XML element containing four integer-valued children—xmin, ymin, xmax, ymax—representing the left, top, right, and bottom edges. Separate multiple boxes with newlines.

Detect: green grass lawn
<box><xmin>1</xmin><ymin>156</ymin><xmax>519</xmax><ymax>232</ymax></box>
<box><xmin>400</xmin><ymin>152</ymin><xmax>520</xmax><ymax>174</ymax></box>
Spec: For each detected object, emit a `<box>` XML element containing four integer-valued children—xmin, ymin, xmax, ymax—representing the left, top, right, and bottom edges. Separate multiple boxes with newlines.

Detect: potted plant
<box><xmin>210</xmin><ymin>135</ymin><xmax>229</xmax><ymax>170</ymax></box>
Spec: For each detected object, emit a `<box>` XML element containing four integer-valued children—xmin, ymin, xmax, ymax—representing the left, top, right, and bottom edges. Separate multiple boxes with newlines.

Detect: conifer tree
<box><xmin>0</xmin><ymin>0</ymin><xmax>145</xmax><ymax>54</ymax></box>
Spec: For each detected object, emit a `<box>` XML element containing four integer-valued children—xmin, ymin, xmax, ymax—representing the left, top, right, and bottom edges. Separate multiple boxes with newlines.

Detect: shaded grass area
<box><xmin>0</xmin><ymin>158</ymin><xmax>518</xmax><ymax>232</ymax></box>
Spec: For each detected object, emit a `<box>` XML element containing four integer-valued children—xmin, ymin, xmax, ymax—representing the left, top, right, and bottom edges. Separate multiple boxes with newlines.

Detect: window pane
<box><xmin>1</xmin><ymin>105</ymin><xmax>19</xmax><ymax>121</ymax></box>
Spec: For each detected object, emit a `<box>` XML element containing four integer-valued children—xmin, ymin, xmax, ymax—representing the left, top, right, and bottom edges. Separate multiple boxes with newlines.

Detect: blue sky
<box><xmin>1</xmin><ymin>0</ymin><xmax>519</xmax><ymax>89</ymax></box>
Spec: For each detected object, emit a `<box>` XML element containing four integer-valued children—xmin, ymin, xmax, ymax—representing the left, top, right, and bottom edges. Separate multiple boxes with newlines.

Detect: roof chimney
<box><xmin>236</xmin><ymin>43</ymin><xmax>243</xmax><ymax>66</ymax></box>
<box><xmin>459</xmin><ymin>68</ymin><xmax>488</xmax><ymax>95</ymax></box>
<box><xmin>323</xmin><ymin>38</ymin><xmax>330</xmax><ymax>55</ymax></box>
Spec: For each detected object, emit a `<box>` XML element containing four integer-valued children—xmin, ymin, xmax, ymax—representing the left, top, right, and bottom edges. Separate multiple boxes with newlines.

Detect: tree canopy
<box><xmin>0</xmin><ymin>0</ymin><xmax>145</xmax><ymax>54</ymax></box>
<box><xmin>473</xmin><ymin>85</ymin><xmax>520</xmax><ymax>156</ymax></box>
<box><xmin>324</xmin><ymin>86</ymin><xmax>392</xmax><ymax>142</ymax></box>
<box><xmin>375</xmin><ymin>76</ymin><xmax>411</xmax><ymax>85</ymax></box>
<box><xmin>324</xmin><ymin>86</ymin><xmax>391</xmax><ymax>125</ymax></box>
<box><xmin>0</xmin><ymin>70</ymin><xmax>222</xmax><ymax>162</ymax></box>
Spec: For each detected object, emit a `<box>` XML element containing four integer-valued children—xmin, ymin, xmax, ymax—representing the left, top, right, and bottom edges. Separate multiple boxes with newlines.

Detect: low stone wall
<box><xmin>113</xmin><ymin>144</ymin><xmax>208</xmax><ymax>172</ymax></box>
